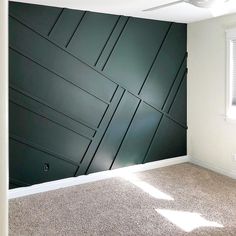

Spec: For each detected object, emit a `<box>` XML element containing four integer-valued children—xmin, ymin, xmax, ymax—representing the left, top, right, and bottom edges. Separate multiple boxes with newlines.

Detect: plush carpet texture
<box><xmin>9</xmin><ymin>163</ymin><xmax>236</xmax><ymax>236</ymax></box>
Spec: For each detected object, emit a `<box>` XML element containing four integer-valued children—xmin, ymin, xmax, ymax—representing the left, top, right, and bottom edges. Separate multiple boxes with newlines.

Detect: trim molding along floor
<box><xmin>9</xmin><ymin>155</ymin><xmax>189</xmax><ymax>199</ymax></box>
<box><xmin>190</xmin><ymin>157</ymin><xmax>236</xmax><ymax>180</ymax></box>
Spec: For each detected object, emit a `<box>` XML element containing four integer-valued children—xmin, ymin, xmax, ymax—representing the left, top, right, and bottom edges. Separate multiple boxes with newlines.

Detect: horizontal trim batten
<box><xmin>10</xmin><ymin>134</ymin><xmax>80</xmax><ymax>167</ymax></box>
<box><xmin>9</xmin><ymin>45</ymin><xmax>110</xmax><ymax>106</ymax></box>
<box><xmin>10</xmin><ymin>99</ymin><xmax>93</xmax><ymax>141</ymax></box>
<box><xmin>10</xmin><ymin>88</ymin><xmax>96</xmax><ymax>139</ymax></box>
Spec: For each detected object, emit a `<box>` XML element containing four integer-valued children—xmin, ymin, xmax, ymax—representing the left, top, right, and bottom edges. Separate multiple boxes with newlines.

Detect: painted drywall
<box><xmin>188</xmin><ymin>13</ymin><xmax>236</xmax><ymax>178</ymax></box>
<box><xmin>9</xmin><ymin>2</ymin><xmax>187</xmax><ymax>188</ymax></box>
<box><xmin>0</xmin><ymin>0</ymin><xmax>8</xmax><ymax>235</ymax></box>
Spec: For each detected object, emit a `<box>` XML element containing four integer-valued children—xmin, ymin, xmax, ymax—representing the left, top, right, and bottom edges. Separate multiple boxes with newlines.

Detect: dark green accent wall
<box><xmin>9</xmin><ymin>2</ymin><xmax>187</xmax><ymax>188</ymax></box>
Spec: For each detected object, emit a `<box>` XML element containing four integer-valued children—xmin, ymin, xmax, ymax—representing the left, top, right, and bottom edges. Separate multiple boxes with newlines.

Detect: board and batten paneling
<box><xmin>9</xmin><ymin>2</ymin><xmax>187</xmax><ymax>188</ymax></box>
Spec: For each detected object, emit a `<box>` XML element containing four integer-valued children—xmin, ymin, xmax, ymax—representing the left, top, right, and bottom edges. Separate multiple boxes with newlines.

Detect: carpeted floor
<box><xmin>9</xmin><ymin>163</ymin><xmax>236</xmax><ymax>236</ymax></box>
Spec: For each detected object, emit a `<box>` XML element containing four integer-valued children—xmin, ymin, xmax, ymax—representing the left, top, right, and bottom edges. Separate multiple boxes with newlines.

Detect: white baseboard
<box><xmin>190</xmin><ymin>156</ymin><xmax>236</xmax><ymax>180</ymax></box>
<box><xmin>9</xmin><ymin>155</ymin><xmax>189</xmax><ymax>199</ymax></box>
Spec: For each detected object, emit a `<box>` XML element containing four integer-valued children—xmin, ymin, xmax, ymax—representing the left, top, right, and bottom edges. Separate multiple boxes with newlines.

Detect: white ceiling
<box><xmin>11</xmin><ymin>0</ymin><xmax>236</xmax><ymax>23</ymax></box>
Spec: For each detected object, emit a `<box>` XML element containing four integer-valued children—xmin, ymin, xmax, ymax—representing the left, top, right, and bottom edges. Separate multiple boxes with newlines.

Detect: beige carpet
<box><xmin>9</xmin><ymin>163</ymin><xmax>236</xmax><ymax>236</ymax></box>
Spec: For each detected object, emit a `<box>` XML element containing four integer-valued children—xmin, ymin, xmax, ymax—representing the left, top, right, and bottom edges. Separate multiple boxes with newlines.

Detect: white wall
<box><xmin>188</xmin><ymin>13</ymin><xmax>236</xmax><ymax>178</ymax></box>
<box><xmin>0</xmin><ymin>0</ymin><xmax>8</xmax><ymax>235</ymax></box>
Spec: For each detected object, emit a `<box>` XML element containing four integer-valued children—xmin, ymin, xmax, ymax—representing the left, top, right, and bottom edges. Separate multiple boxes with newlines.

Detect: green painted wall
<box><xmin>9</xmin><ymin>2</ymin><xmax>187</xmax><ymax>188</ymax></box>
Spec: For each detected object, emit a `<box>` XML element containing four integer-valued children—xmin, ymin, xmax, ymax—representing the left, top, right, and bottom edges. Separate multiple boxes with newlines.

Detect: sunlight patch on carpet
<box><xmin>121</xmin><ymin>173</ymin><xmax>174</xmax><ymax>200</ymax></box>
<box><xmin>156</xmin><ymin>209</ymin><xmax>224</xmax><ymax>232</ymax></box>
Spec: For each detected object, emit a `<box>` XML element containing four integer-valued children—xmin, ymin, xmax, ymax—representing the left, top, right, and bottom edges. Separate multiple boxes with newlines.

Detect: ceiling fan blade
<box><xmin>143</xmin><ymin>0</ymin><xmax>185</xmax><ymax>12</ymax></box>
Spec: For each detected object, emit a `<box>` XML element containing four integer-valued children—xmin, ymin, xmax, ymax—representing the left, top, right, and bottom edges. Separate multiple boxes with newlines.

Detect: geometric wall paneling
<box><xmin>9</xmin><ymin>49</ymin><xmax>108</xmax><ymax>129</ymax></box>
<box><xmin>9</xmin><ymin>139</ymin><xmax>78</xmax><ymax>187</ymax></box>
<box><xmin>143</xmin><ymin>116</ymin><xmax>187</xmax><ymax>163</ymax></box>
<box><xmin>9</xmin><ymin>17</ymin><xmax>117</xmax><ymax>103</ymax></box>
<box><xmin>9</xmin><ymin>2</ymin><xmax>187</xmax><ymax>188</ymax></box>
<box><xmin>86</xmin><ymin>92</ymin><xmax>140</xmax><ymax>174</ymax></box>
<box><xmin>49</xmin><ymin>9</ymin><xmax>85</xmax><ymax>47</ymax></box>
<box><xmin>111</xmin><ymin>102</ymin><xmax>162</xmax><ymax>169</ymax></box>
<box><xmin>9</xmin><ymin>2</ymin><xmax>61</xmax><ymax>36</ymax></box>
<box><xmin>75</xmin><ymin>87</ymin><xmax>124</xmax><ymax>176</ymax></box>
<box><xmin>9</xmin><ymin>102</ymin><xmax>91</xmax><ymax>165</ymax></box>
<box><xmin>66</xmin><ymin>12</ymin><xmax>120</xmax><ymax>65</ymax></box>
<box><xmin>103</xmin><ymin>18</ymin><xmax>171</xmax><ymax>94</ymax></box>
<box><xmin>139</xmin><ymin>23</ymin><xmax>187</xmax><ymax>110</ymax></box>
<box><xmin>94</xmin><ymin>16</ymin><xmax>128</xmax><ymax>70</ymax></box>
<box><xmin>169</xmin><ymin>75</ymin><xmax>187</xmax><ymax>125</ymax></box>
<box><xmin>9</xmin><ymin>88</ymin><xmax>95</xmax><ymax>139</ymax></box>
<box><xmin>162</xmin><ymin>56</ymin><xmax>187</xmax><ymax>114</ymax></box>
